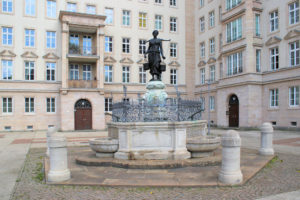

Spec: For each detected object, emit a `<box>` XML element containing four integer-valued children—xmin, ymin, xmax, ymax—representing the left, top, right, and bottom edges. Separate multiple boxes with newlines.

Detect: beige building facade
<box><xmin>0</xmin><ymin>0</ymin><xmax>299</xmax><ymax>131</ymax></box>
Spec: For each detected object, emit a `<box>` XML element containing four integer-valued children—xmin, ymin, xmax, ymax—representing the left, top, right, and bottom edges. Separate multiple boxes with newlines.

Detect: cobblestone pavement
<box><xmin>11</xmin><ymin>148</ymin><xmax>300</xmax><ymax>200</ymax></box>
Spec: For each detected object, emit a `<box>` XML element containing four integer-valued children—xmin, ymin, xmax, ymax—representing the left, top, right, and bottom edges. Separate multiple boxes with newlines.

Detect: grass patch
<box><xmin>265</xmin><ymin>156</ymin><xmax>279</xmax><ymax>169</ymax></box>
<box><xmin>33</xmin><ymin>161</ymin><xmax>44</xmax><ymax>182</ymax></box>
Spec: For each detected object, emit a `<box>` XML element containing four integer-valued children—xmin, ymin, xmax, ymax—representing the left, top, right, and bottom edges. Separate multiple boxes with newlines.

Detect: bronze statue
<box><xmin>144</xmin><ymin>30</ymin><xmax>170</xmax><ymax>81</ymax></box>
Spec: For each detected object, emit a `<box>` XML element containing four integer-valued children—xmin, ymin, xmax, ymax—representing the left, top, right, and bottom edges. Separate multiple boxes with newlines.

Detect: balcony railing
<box><xmin>68</xmin><ymin>44</ymin><xmax>97</xmax><ymax>56</ymax></box>
<box><xmin>68</xmin><ymin>79</ymin><xmax>97</xmax><ymax>88</ymax></box>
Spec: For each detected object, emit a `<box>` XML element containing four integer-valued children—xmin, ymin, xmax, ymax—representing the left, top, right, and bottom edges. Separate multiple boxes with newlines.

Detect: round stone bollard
<box><xmin>259</xmin><ymin>122</ymin><xmax>274</xmax><ymax>156</ymax></box>
<box><xmin>46</xmin><ymin>127</ymin><xmax>56</xmax><ymax>157</ymax></box>
<box><xmin>218</xmin><ymin>130</ymin><xmax>243</xmax><ymax>185</ymax></box>
<box><xmin>47</xmin><ymin>136</ymin><xmax>71</xmax><ymax>182</ymax></box>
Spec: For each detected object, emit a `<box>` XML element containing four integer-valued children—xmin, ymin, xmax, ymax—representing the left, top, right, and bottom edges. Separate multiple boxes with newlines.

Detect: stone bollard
<box><xmin>47</xmin><ymin>136</ymin><xmax>71</xmax><ymax>182</ymax></box>
<box><xmin>259</xmin><ymin>122</ymin><xmax>274</xmax><ymax>156</ymax></box>
<box><xmin>46</xmin><ymin>127</ymin><xmax>56</xmax><ymax>157</ymax></box>
<box><xmin>218</xmin><ymin>130</ymin><xmax>243</xmax><ymax>185</ymax></box>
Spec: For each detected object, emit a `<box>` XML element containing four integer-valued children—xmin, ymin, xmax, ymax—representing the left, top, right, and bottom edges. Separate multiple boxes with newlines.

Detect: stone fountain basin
<box><xmin>187</xmin><ymin>136</ymin><xmax>221</xmax><ymax>158</ymax></box>
<box><xmin>89</xmin><ymin>138</ymin><xmax>119</xmax><ymax>154</ymax></box>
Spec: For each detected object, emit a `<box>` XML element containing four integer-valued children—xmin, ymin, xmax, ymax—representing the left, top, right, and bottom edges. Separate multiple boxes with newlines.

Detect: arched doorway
<box><xmin>229</xmin><ymin>95</ymin><xmax>239</xmax><ymax>127</ymax></box>
<box><xmin>74</xmin><ymin>99</ymin><xmax>92</xmax><ymax>130</ymax></box>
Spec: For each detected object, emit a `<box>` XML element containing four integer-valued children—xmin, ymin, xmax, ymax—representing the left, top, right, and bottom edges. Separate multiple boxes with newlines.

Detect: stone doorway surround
<box><xmin>74</xmin><ymin>99</ymin><xmax>93</xmax><ymax>130</ymax></box>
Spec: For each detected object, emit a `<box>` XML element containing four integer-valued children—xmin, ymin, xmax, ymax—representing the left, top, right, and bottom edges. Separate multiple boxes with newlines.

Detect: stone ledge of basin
<box><xmin>107</xmin><ymin>120</ymin><xmax>207</xmax><ymax>127</ymax></box>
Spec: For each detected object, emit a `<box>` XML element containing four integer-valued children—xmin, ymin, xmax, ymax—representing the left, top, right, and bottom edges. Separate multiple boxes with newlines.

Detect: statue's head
<box><xmin>152</xmin><ymin>30</ymin><xmax>159</xmax><ymax>37</ymax></box>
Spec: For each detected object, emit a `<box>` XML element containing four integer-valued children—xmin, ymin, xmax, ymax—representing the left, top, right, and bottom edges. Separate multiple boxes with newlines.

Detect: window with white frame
<box><xmin>200</xmin><ymin>68</ymin><xmax>205</xmax><ymax>84</ymax></box>
<box><xmin>47</xmin><ymin>0</ymin><xmax>56</xmax><ymax>18</ymax></box>
<box><xmin>122</xmin><ymin>66</ymin><xmax>130</xmax><ymax>83</ymax></box>
<box><xmin>86</xmin><ymin>5</ymin><xmax>96</xmax><ymax>14</ymax></box>
<box><xmin>46</xmin><ymin>62</ymin><xmax>56</xmax><ymax>81</ymax></box>
<box><xmin>209</xmin><ymin>38</ymin><xmax>215</xmax><ymax>54</ymax></box>
<box><xmin>46</xmin><ymin>31</ymin><xmax>56</xmax><ymax>49</ymax></box>
<box><xmin>256</xmin><ymin>49</ymin><xmax>261</xmax><ymax>72</ymax></box>
<box><xmin>289</xmin><ymin>86</ymin><xmax>299</xmax><ymax>107</ymax></box>
<box><xmin>70</xmin><ymin>64</ymin><xmax>79</xmax><ymax>80</ymax></box>
<box><xmin>200</xmin><ymin>0</ymin><xmax>204</xmax><ymax>7</ymax></box>
<box><xmin>122</xmin><ymin>10</ymin><xmax>130</xmax><ymax>26</ymax></box>
<box><xmin>170</xmin><ymin>43</ymin><xmax>177</xmax><ymax>57</ymax></box>
<box><xmin>2</xmin><ymin>60</ymin><xmax>12</xmax><ymax>80</ymax></box>
<box><xmin>139</xmin><ymin>40</ymin><xmax>147</xmax><ymax>55</ymax></box>
<box><xmin>170</xmin><ymin>17</ymin><xmax>177</xmax><ymax>32</ymax></box>
<box><xmin>200</xmin><ymin>17</ymin><xmax>205</xmax><ymax>32</ymax></box>
<box><xmin>139</xmin><ymin>66</ymin><xmax>146</xmax><ymax>84</ymax></box>
<box><xmin>209</xmin><ymin>11</ymin><xmax>215</xmax><ymax>28</ymax></box>
<box><xmin>2</xmin><ymin>27</ymin><xmax>12</xmax><ymax>46</ymax></box>
<box><xmin>155</xmin><ymin>0</ymin><xmax>162</xmax><ymax>4</ymax></box>
<box><xmin>200</xmin><ymin>97</ymin><xmax>205</xmax><ymax>110</ymax></box>
<box><xmin>139</xmin><ymin>12</ymin><xmax>147</xmax><ymax>28</ymax></box>
<box><xmin>25</xmin><ymin>0</ymin><xmax>35</xmax><ymax>16</ymax></box>
<box><xmin>2</xmin><ymin>0</ymin><xmax>13</xmax><ymax>13</ymax></box>
<box><xmin>227</xmin><ymin>52</ymin><xmax>243</xmax><ymax>76</ymax></box>
<box><xmin>105</xmin><ymin>36</ymin><xmax>113</xmax><ymax>53</ymax></box>
<box><xmin>25</xmin><ymin>97</ymin><xmax>34</xmax><ymax>113</ymax></box>
<box><xmin>82</xmin><ymin>64</ymin><xmax>91</xmax><ymax>80</ymax></box>
<box><xmin>46</xmin><ymin>98</ymin><xmax>55</xmax><ymax>113</ymax></box>
<box><xmin>170</xmin><ymin>69</ymin><xmax>177</xmax><ymax>85</ymax></box>
<box><xmin>105</xmin><ymin>98</ymin><xmax>113</xmax><ymax>112</ymax></box>
<box><xmin>226</xmin><ymin>17</ymin><xmax>242</xmax><ymax>43</ymax></box>
<box><xmin>25</xmin><ymin>29</ymin><xmax>35</xmax><ymax>47</ymax></box>
<box><xmin>122</xmin><ymin>38</ymin><xmax>130</xmax><ymax>53</ymax></box>
<box><xmin>255</xmin><ymin>14</ymin><xmax>260</xmax><ymax>37</ymax></box>
<box><xmin>289</xmin><ymin>1</ymin><xmax>299</xmax><ymax>25</ymax></box>
<box><xmin>2</xmin><ymin>97</ymin><xmax>12</xmax><ymax>113</ymax></box>
<box><xmin>105</xmin><ymin>65</ymin><xmax>113</xmax><ymax>83</ymax></box>
<box><xmin>209</xmin><ymin>96</ymin><xmax>215</xmax><ymax>111</ymax></box>
<box><xmin>25</xmin><ymin>61</ymin><xmax>34</xmax><ymax>80</ymax></box>
<box><xmin>270</xmin><ymin>11</ymin><xmax>278</xmax><ymax>32</ymax></box>
<box><xmin>67</xmin><ymin>2</ymin><xmax>76</xmax><ymax>12</ymax></box>
<box><xmin>155</xmin><ymin>15</ymin><xmax>162</xmax><ymax>30</ymax></box>
<box><xmin>200</xmin><ymin>42</ymin><xmax>205</xmax><ymax>58</ymax></box>
<box><xmin>270</xmin><ymin>89</ymin><xmax>279</xmax><ymax>107</ymax></box>
<box><xmin>290</xmin><ymin>40</ymin><xmax>299</xmax><ymax>67</ymax></box>
<box><xmin>270</xmin><ymin>47</ymin><xmax>279</xmax><ymax>70</ymax></box>
<box><xmin>226</xmin><ymin>0</ymin><xmax>241</xmax><ymax>10</ymax></box>
<box><xmin>209</xmin><ymin>65</ymin><xmax>215</xmax><ymax>82</ymax></box>
<box><xmin>83</xmin><ymin>35</ymin><xmax>92</xmax><ymax>54</ymax></box>
<box><xmin>105</xmin><ymin>8</ymin><xmax>113</xmax><ymax>24</ymax></box>
<box><xmin>170</xmin><ymin>0</ymin><xmax>176</xmax><ymax>6</ymax></box>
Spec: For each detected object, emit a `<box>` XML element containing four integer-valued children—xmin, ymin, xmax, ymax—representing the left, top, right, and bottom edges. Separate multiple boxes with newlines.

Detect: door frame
<box><xmin>228</xmin><ymin>94</ymin><xmax>239</xmax><ymax>127</ymax></box>
<box><xmin>74</xmin><ymin>99</ymin><xmax>93</xmax><ymax>130</ymax></box>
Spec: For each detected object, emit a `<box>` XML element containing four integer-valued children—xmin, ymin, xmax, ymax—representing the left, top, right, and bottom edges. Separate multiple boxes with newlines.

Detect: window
<box><xmin>209</xmin><ymin>96</ymin><xmax>215</xmax><ymax>111</ymax></box>
<box><xmin>170</xmin><ymin>17</ymin><xmax>177</xmax><ymax>32</ymax></box>
<box><xmin>122</xmin><ymin>38</ymin><xmax>130</xmax><ymax>53</ymax></box>
<box><xmin>46</xmin><ymin>62</ymin><xmax>56</xmax><ymax>81</ymax></box>
<box><xmin>256</xmin><ymin>49</ymin><xmax>261</xmax><ymax>72</ymax></box>
<box><xmin>209</xmin><ymin>65</ymin><xmax>215</xmax><ymax>82</ymax></box>
<box><xmin>86</xmin><ymin>5</ymin><xmax>96</xmax><ymax>14</ymax></box>
<box><xmin>25</xmin><ymin>61</ymin><xmax>34</xmax><ymax>80</ymax></box>
<box><xmin>70</xmin><ymin>64</ymin><xmax>79</xmax><ymax>80</ymax></box>
<box><xmin>170</xmin><ymin>69</ymin><xmax>177</xmax><ymax>85</ymax></box>
<box><xmin>47</xmin><ymin>0</ymin><xmax>56</xmax><ymax>18</ymax></box>
<box><xmin>290</xmin><ymin>40</ymin><xmax>299</xmax><ymax>67</ymax></box>
<box><xmin>200</xmin><ymin>68</ymin><xmax>205</xmax><ymax>84</ymax></box>
<box><xmin>209</xmin><ymin>11</ymin><xmax>215</xmax><ymax>28</ymax></box>
<box><xmin>200</xmin><ymin>97</ymin><xmax>205</xmax><ymax>110</ymax></box>
<box><xmin>226</xmin><ymin>17</ymin><xmax>242</xmax><ymax>43</ymax></box>
<box><xmin>139</xmin><ymin>12</ymin><xmax>147</xmax><ymax>28</ymax></box>
<box><xmin>2</xmin><ymin>97</ymin><xmax>12</xmax><ymax>113</ymax></box>
<box><xmin>270</xmin><ymin>11</ymin><xmax>278</xmax><ymax>32</ymax></box>
<box><xmin>209</xmin><ymin>38</ymin><xmax>215</xmax><ymax>54</ymax></box>
<box><xmin>105</xmin><ymin>65</ymin><xmax>113</xmax><ymax>83</ymax></box>
<box><xmin>25</xmin><ymin>29</ymin><xmax>35</xmax><ymax>47</ymax></box>
<box><xmin>2</xmin><ymin>0</ymin><xmax>13</xmax><ymax>13</ymax></box>
<box><xmin>82</xmin><ymin>64</ymin><xmax>91</xmax><ymax>80</ymax></box>
<box><xmin>289</xmin><ymin>86</ymin><xmax>299</xmax><ymax>107</ymax></box>
<box><xmin>1</xmin><ymin>60</ymin><xmax>12</xmax><ymax>80</ymax></box>
<box><xmin>67</xmin><ymin>2</ymin><xmax>76</xmax><ymax>12</ymax></box>
<box><xmin>155</xmin><ymin>15</ymin><xmax>162</xmax><ymax>30</ymax></box>
<box><xmin>289</xmin><ymin>1</ymin><xmax>299</xmax><ymax>25</ymax></box>
<box><xmin>255</xmin><ymin>14</ymin><xmax>260</xmax><ymax>37</ymax></box>
<box><xmin>122</xmin><ymin>10</ymin><xmax>130</xmax><ymax>26</ymax></box>
<box><xmin>139</xmin><ymin>40</ymin><xmax>147</xmax><ymax>55</ymax></box>
<box><xmin>227</xmin><ymin>52</ymin><xmax>243</xmax><ymax>76</ymax></box>
<box><xmin>46</xmin><ymin>31</ymin><xmax>56</xmax><ymax>49</ymax></box>
<box><xmin>170</xmin><ymin>0</ymin><xmax>176</xmax><ymax>6</ymax></box>
<box><xmin>139</xmin><ymin>66</ymin><xmax>146</xmax><ymax>83</ymax></box>
<box><xmin>226</xmin><ymin>0</ymin><xmax>241</xmax><ymax>10</ymax></box>
<box><xmin>170</xmin><ymin>43</ymin><xmax>177</xmax><ymax>57</ymax></box>
<box><xmin>83</xmin><ymin>35</ymin><xmax>92</xmax><ymax>55</ymax></box>
<box><xmin>270</xmin><ymin>47</ymin><xmax>279</xmax><ymax>70</ymax></box>
<box><xmin>270</xmin><ymin>89</ymin><xmax>279</xmax><ymax>107</ymax></box>
<box><xmin>25</xmin><ymin>97</ymin><xmax>34</xmax><ymax>113</ymax></box>
<box><xmin>2</xmin><ymin>27</ymin><xmax>12</xmax><ymax>46</ymax></box>
<box><xmin>155</xmin><ymin>0</ymin><xmax>162</xmax><ymax>4</ymax></box>
<box><xmin>25</xmin><ymin>0</ymin><xmax>35</xmax><ymax>16</ymax></box>
<box><xmin>69</xmin><ymin>34</ymin><xmax>79</xmax><ymax>46</ymax></box>
<box><xmin>105</xmin><ymin>8</ymin><xmax>113</xmax><ymax>24</ymax></box>
<box><xmin>46</xmin><ymin>98</ymin><xmax>55</xmax><ymax>113</ymax></box>
<box><xmin>200</xmin><ymin>0</ymin><xmax>204</xmax><ymax>7</ymax></box>
<box><xmin>105</xmin><ymin>36</ymin><xmax>113</xmax><ymax>53</ymax></box>
<box><xmin>200</xmin><ymin>17</ymin><xmax>205</xmax><ymax>32</ymax></box>
<box><xmin>200</xmin><ymin>42</ymin><xmax>205</xmax><ymax>58</ymax></box>
<box><xmin>122</xmin><ymin>66</ymin><xmax>130</xmax><ymax>83</ymax></box>
<box><xmin>105</xmin><ymin>98</ymin><xmax>113</xmax><ymax>112</ymax></box>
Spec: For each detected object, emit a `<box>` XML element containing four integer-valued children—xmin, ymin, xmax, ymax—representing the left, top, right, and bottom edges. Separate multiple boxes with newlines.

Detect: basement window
<box><xmin>291</xmin><ymin>122</ymin><xmax>297</xmax><ymax>127</ymax></box>
<box><xmin>4</xmin><ymin>126</ymin><xmax>11</xmax><ymax>131</ymax></box>
<box><xmin>48</xmin><ymin>125</ymin><xmax>54</xmax><ymax>128</ymax></box>
<box><xmin>27</xmin><ymin>125</ymin><xmax>33</xmax><ymax>130</ymax></box>
<box><xmin>271</xmin><ymin>121</ymin><xmax>277</xmax><ymax>126</ymax></box>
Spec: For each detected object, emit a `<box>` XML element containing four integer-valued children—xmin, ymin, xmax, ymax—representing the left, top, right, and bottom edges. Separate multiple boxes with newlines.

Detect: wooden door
<box><xmin>75</xmin><ymin>108</ymin><xmax>92</xmax><ymax>130</ymax></box>
<box><xmin>229</xmin><ymin>95</ymin><xmax>239</xmax><ymax>127</ymax></box>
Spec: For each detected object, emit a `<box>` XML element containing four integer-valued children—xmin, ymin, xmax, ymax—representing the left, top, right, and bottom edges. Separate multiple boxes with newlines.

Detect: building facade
<box><xmin>0</xmin><ymin>0</ymin><xmax>299</xmax><ymax>131</ymax></box>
